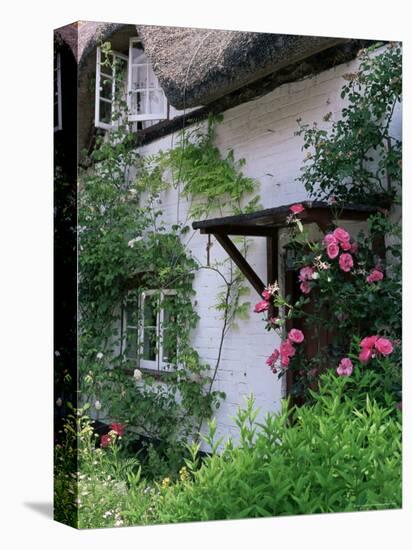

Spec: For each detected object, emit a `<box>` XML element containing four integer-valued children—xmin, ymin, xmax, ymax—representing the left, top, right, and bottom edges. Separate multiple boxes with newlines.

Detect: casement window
<box><xmin>95</xmin><ymin>48</ymin><xmax>128</xmax><ymax>130</ymax></box>
<box><xmin>95</xmin><ymin>38</ymin><xmax>167</xmax><ymax>130</ymax></box>
<box><xmin>54</xmin><ymin>52</ymin><xmax>62</xmax><ymax>131</ymax></box>
<box><xmin>123</xmin><ymin>290</ymin><xmax>177</xmax><ymax>371</ymax></box>
<box><xmin>127</xmin><ymin>39</ymin><xmax>168</xmax><ymax>122</ymax></box>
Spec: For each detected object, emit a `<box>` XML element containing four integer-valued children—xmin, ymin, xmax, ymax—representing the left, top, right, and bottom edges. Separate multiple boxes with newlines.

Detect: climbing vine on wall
<box><xmin>77</xmin><ymin>43</ymin><xmax>261</xmax><ymax>474</ymax></box>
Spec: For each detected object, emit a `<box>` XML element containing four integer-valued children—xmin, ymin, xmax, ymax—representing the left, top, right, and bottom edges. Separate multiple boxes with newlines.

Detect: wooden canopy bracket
<box><xmin>213</xmin><ymin>233</ymin><xmax>266</xmax><ymax>296</ymax></box>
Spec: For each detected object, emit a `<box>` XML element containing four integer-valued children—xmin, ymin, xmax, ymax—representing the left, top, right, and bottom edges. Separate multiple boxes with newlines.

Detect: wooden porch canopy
<box><xmin>192</xmin><ymin>201</ymin><xmax>379</xmax><ymax>297</ymax></box>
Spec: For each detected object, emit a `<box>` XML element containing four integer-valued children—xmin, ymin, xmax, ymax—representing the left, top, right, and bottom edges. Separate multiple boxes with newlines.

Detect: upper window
<box><xmin>123</xmin><ymin>289</ymin><xmax>177</xmax><ymax>371</ymax></box>
<box><xmin>95</xmin><ymin>48</ymin><xmax>128</xmax><ymax>130</ymax></box>
<box><xmin>54</xmin><ymin>52</ymin><xmax>62</xmax><ymax>131</ymax></box>
<box><xmin>95</xmin><ymin>38</ymin><xmax>168</xmax><ymax>130</ymax></box>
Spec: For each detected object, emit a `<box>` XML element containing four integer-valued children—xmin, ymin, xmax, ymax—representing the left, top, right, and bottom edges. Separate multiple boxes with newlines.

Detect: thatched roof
<box><xmin>55</xmin><ymin>21</ymin><xmax>349</xmax><ymax>109</ymax></box>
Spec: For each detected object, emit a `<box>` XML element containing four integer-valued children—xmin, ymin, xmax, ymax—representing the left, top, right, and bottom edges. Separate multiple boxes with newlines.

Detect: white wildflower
<box><xmin>94</xmin><ymin>400</ymin><xmax>102</xmax><ymax>410</ymax></box>
<box><xmin>133</xmin><ymin>368</ymin><xmax>143</xmax><ymax>382</ymax></box>
<box><xmin>96</xmin><ymin>352</ymin><xmax>104</xmax><ymax>360</ymax></box>
<box><xmin>127</xmin><ymin>236</ymin><xmax>143</xmax><ymax>248</ymax></box>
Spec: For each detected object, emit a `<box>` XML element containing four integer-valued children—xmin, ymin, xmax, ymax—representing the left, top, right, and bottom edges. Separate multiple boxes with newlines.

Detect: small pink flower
<box><xmin>299</xmin><ymin>266</ymin><xmax>315</xmax><ymax>282</ymax></box>
<box><xmin>280</xmin><ymin>340</ymin><xmax>296</xmax><ymax>357</ymax></box>
<box><xmin>339</xmin><ymin>253</ymin><xmax>353</xmax><ymax>272</ymax></box>
<box><xmin>333</xmin><ymin>227</ymin><xmax>350</xmax><ymax>243</ymax></box>
<box><xmin>110</xmin><ymin>422</ymin><xmax>125</xmax><ymax>437</ymax></box>
<box><xmin>340</xmin><ymin>240</ymin><xmax>352</xmax><ymax>251</ymax></box>
<box><xmin>327</xmin><ymin>243</ymin><xmax>340</xmax><ymax>259</ymax></box>
<box><xmin>266</xmin><ymin>349</ymin><xmax>280</xmax><ymax>367</ymax></box>
<box><xmin>360</xmin><ymin>335</ymin><xmax>378</xmax><ymax>349</ymax></box>
<box><xmin>289</xmin><ymin>203</ymin><xmax>305</xmax><ymax>214</ymax></box>
<box><xmin>280</xmin><ymin>355</ymin><xmax>290</xmax><ymax>367</ymax></box>
<box><xmin>101</xmin><ymin>434</ymin><xmax>112</xmax><ymax>448</ymax></box>
<box><xmin>366</xmin><ymin>269</ymin><xmax>384</xmax><ymax>283</ymax></box>
<box><xmin>288</xmin><ymin>328</ymin><xmax>304</xmax><ymax>344</ymax></box>
<box><xmin>262</xmin><ymin>289</ymin><xmax>272</xmax><ymax>300</ymax></box>
<box><xmin>336</xmin><ymin>357</ymin><xmax>353</xmax><ymax>376</ymax></box>
<box><xmin>359</xmin><ymin>347</ymin><xmax>373</xmax><ymax>363</ymax></box>
<box><xmin>323</xmin><ymin>233</ymin><xmax>338</xmax><ymax>246</ymax></box>
<box><xmin>375</xmin><ymin>337</ymin><xmax>393</xmax><ymax>356</ymax></box>
<box><xmin>300</xmin><ymin>281</ymin><xmax>311</xmax><ymax>294</ymax></box>
<box><xmin>254</xmin><ymin>300</ymin><xmax>269</xmax><ymax>313</ymax></box>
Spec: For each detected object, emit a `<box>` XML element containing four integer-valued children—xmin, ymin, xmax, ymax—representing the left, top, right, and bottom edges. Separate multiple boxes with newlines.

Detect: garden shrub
<box><xmin>152</xmin><ymin>372</ymin><xmax>401</xmax><ymax>523</ymax></box>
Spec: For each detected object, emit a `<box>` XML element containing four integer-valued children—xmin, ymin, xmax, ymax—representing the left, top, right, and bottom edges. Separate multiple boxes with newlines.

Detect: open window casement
<box><xmin>54</xmin><ymin>52</ymin><xmax>62</xmax><ymax>131</ymax></box>
<box><xmin>127</xmin><ymin>38</ymin><xmax>168</xmax><ymax>122</ymax></box>
<box><xmin>123</xmin><ymin>290</ymin><xmax>177</xmax><ymax>371</ymax></box>
<box><xmin>95</xmin><ymin>47</ymin><xmax>128</xmax><ymax>130</ymax></box>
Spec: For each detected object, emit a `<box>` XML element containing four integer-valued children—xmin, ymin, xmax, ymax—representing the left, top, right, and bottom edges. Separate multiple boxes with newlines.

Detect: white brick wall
<box><xmin>137</xmin><ymin>46</ymin><xmax>402</xmax><ymax>448</ymax></box>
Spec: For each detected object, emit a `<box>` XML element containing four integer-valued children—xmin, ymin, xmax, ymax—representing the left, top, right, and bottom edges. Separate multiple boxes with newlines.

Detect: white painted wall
<box><xmin>135</xmin><ymin>45</ymin><xmax>402</xmax><ymax>447</ymax></box>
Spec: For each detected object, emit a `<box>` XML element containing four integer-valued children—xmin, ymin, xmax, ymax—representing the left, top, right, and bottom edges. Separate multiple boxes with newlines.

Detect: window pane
<box><xmin>143</xmin><ymin>295</ymin><xmax>157</xmax><ymax>327</ymax></box>
<box><xmin>126</xmin><ymin>303</ymin><xmax>139</xmax><ymax>327</ymax></box>
<box><xmin>126</xmin><ymin>327</ymin><xmax>138</xmax><ymax>360</ymax></box>
<box><xmin>162</xmin><ymin>296</ymin><xmax>177</xmax><ymax>363</ymax></box>
<box><xmin>131</xmin><ymin>65</ymin><xmax>147</xmax><ymax>90</ymax></box>
<box><xmin>130</xmin><ymin>91</ymin><xmax>148</xmax><ymax>116</ymax></box>
<box><xmin>100</xmin><ymin>77</ymin><xmax>113</xmax><ymax>101</ymax></box>
<box><xmin>148</xmin><ymin>90</ymin><xmax>164</xmax><ymax>115</ymax></box>
<box><xmin>147</xmin><ymin>65</ymin><xmax>159</xmax><ymax>89</ymax></box>
<box><xmin>99</xmin><ymin>100</ymin><xmax>112</xmax><ymax>123</ymax></box>
<box><xmin>131</xmin><ymin>44</ymin><xmax>146</xmax><ymax>64</ymax></box>
<box><xmin>99</xmin><ymin>100</ymin><xmax>112</xmax><ymax>124</ymax></box>
<box><xmin>143</xmin><ymin>327</ymin><xmax>156</xmax><ymax>361</ymax></box>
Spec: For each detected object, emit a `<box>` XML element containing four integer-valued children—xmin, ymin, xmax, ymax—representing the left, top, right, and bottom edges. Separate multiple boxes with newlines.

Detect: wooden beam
<box><xmin>266</xmin><ymin>230</ymin><xmax>279</xmax><ymax>318</ymax></box>
<box><xmin>213</xmin><ymin>233</ymin><xmax>265</xmax><ymax>296</ymax></box>
<box><xmin>200</xmin><ymin>224</ymin><xmax>275</xmax><ymax>237</ymax></box>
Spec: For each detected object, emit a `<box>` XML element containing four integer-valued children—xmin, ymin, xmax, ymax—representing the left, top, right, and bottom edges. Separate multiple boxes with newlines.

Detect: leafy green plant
<box><xmin>296</xmin><ymin>43</ymin><xmax>402</xmax><ymax>205</ymax></box>
<box><xmin>152</xmin><ymin>375</ymin><xmax>401</xmax><ymax>523</ymax></box>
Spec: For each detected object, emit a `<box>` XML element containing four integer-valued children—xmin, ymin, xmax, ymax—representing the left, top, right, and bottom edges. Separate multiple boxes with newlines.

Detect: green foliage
<box><xmin>152</xmin><ymin>375</ymin><xmax>401</xmax><ymax>523</ymax></box>
<box><xmin>296</xmin><ymin>43</ymin><xmax>402</xmax><ymax>204</ymax></box>
<box><xmin>77</xmin><ymin>46</ymin><xmax>261</xmax><ymax>477</ymax></box>
<box><xmin>160</xmin><ymin>114</ymin><xmax>260</xmax><ymax>219</ymax></box>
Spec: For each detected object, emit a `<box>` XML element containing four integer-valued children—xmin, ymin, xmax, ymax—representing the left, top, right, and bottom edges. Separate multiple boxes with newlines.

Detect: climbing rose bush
<box><xmin>253</xmin><ymin>209</ymin><xmax>401</xmax><ymax>402</ymax></box>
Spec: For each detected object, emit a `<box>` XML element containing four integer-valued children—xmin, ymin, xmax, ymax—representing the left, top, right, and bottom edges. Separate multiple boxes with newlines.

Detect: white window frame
<box><xmin>123</xmin><ymin>289</ymin><xmax>177</xmax><ymax>371</ymax></box>
<box><xmin>95</xmin><ymin>47</ymin><xmax>128</xmax><ymax>130</ymax></box>
<box><xmin>127</xmin><ymin>38</ymin><xmax>168</xmax><ymax>122</ymax></box>
<box><xmin>54</xmin><ymin>52</ymin><xmax>62</xmax><ymax>132</ymax></box>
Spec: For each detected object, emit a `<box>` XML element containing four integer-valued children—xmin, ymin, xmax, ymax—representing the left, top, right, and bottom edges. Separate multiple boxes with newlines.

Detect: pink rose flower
<box><xmin>359</xmin><ymin>347</ymin><xmax>373</xmax><ymax>364</ymax></box>
<box><xmin>360</xmin><ymin>335</ymin><xmax>378</xmax><ymax>349</ymax></box>
<box><xmin>340</xmin><ymin>240</ymin><xmax>352</xmax><ymax>251</ymax></box>
<box><xmin>300</xmin><ymin>281</ymin><xmax>311</xmax><ymax>294</ymax></box>
<box><xmin>266</xmin><ymin>349</ymin><xmax>280</xmax><ymax>367</ymax></box>
<box><xmin>288</xmin><ymin>328</ymin><xmax>304</xmax><ymax>344</ymax></box>
<box><xmin>366</xmin><ymin>269</ymin><xmax>384</xmax><ymax>283</ymax></box>
<box><xmin>375</xmin><ymin>337</ymin><xmax>393</xmax><ymax>356</ymax></box>
<box><xmin>336</xmin><ymin>357</ymin><xmax>353</xmax><ymax>376</ymax></box>
<box><xmin>339</xmin><ymin>253</ymin><xmax>353</xmax><ymax>272</ymax></box>
<box><xmin>262</xmin><ymin>289</ymin><xmax>272</xmax><ymax>300</ymax></box>
<box><xmin>280</xmin><ymin>339</ymin><xmax>296</xmax><ymax>358</ymax></box>
<box><xmin>333</xmin><ymin>227</ymin><xmax>350</xmax><ymax>243</ymax></box>
<box><xmin>289</xmin><ymin>203</ymin><xmax>305</xmax><ymax>214</ymax></box>
<box><xmin>101</xmin><ymin>434</ymin><xmax>113</xmax><ymax>448</ymax></box>
<box><xmin>299</xmin><ymin>266</ymin><xmax>315</xmax><ymax>282</ymax></box>
<box><xmin>323</xmin><ymin>233</ymin><xmax>338</xmax><ymax>246</ymax></box>
<box><xmin>110</xmin><ymin>423</ymin><xmax>125</xmax><ymax>437</ymax></box>
<box><xmin>280</xmin><ymin>355</ymin><xmax>290</xmax><ymax>367</ymax></box>
<box><xmin>254</xmin><ymin>300</ymin><xmax>269</xmax><ymax>313</ymax></box>
<box><xmin>327</xmin><ymin>243</ymin><xmax>340</xmax><ymax>259</ymax></box>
